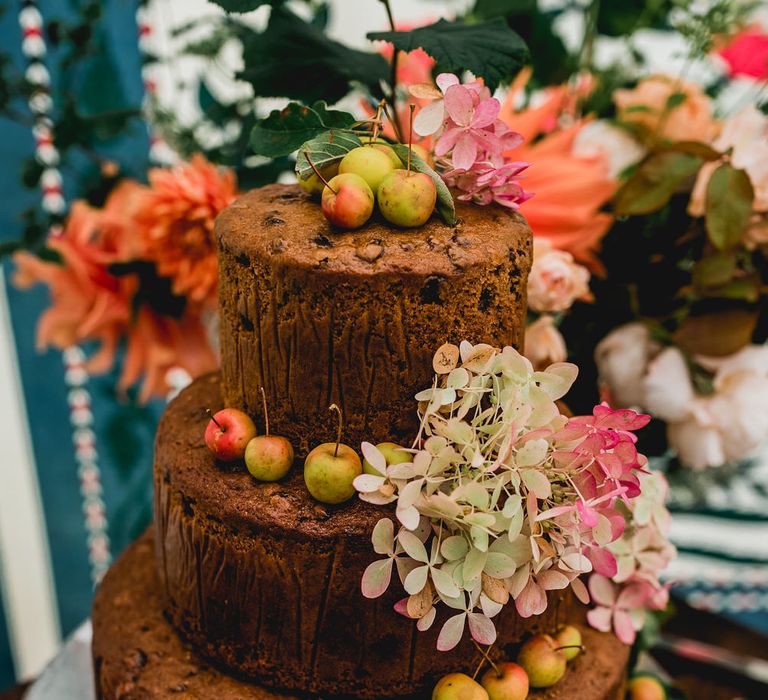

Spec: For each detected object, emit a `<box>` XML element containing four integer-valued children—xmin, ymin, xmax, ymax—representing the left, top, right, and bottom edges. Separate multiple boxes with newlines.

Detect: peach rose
<box><xmin>614</xmin><ymin>75</ymin><xmax>718</xmax><ymax>144</ymax></box>
<box><xmin>523</xmin><ymin>315</ymin><xmax>567</xmax><ymax>370</ymax></box>
<box><xmin>527</xmin><ymin>239</ymin><xmax>591</xmax><ymax>313</ymax></box>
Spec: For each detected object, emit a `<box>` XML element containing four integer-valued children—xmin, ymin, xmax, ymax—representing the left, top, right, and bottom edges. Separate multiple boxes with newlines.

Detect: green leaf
<box><xmin>692</xmin><ymin>253</ymin><xmax>736</xmax><ymax>289</ymax></box>
<box><xmin>295</xmin><ymin>129</ymin><xmax>363</xmax><ymax>180</ymax></box>
<box><xmin>0</xmin><ymin>241</ymin><xmax>21</xmax><ymax>259</ymax></box>
<box><xmin>614</xmin><ymin>151</ymin><xmax>703</xmax><ymax>216</ymax></box>
<box><xmin>392</xmin><ymin>144</ymin><xmax>456</xmax><ymax>226</ymax></box>
<box><xmin>705</xmin><ymin>163</ymin><xmax>754</xmax><ymax>250</ymax></box>
<box><xmin>674</xmin><ymin>310</ymin><xmax>757</xmax><ymax>357</ymax></box>
<box><xmin>238</xmin><ymin>7</ymin><xmax>388</xmax><ymax>103</ymax></box>
<box><xmin>658</xmin><ymin>141</ymin><xmax>722</xmax><ymax>161</ymax></box>
<box><xmin>209</xmin><ymin>0</ymin><xmax>280</xmax><ymax>12</ymax></box>
<box><xmin>666</xmin><ymin>91</ymin><xmax>687</xmax><ymax>110</ymax></box>
<box><xmin>473</xmin><ymin>0</ymin><xmax>538</xmax><ymax>18</ymax></box>
<box><xmin>705</xmin><ymin>276</ymin><xmax>761</xmax><ymax>303</ymax></box>
<box><xmin>37</xmin><ymin>247</ymin><xmax>64</xmax><ymax>264</ymax></box>
<box><xmin>250</xmin><ymin>102</ymin><xmax>355</xmax><ymax>157</ymax></box>
<box><xmin>368</xmin><ymin>18</ymin><xmax>528</xmax><ymax>93</ymax></box>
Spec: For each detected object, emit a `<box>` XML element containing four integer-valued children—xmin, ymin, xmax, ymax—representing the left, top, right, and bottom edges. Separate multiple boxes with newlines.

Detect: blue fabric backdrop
<box><xmin>0</xmin><ymin>0</ymin><xmax>160</xmax><ymax>687</ymax></box>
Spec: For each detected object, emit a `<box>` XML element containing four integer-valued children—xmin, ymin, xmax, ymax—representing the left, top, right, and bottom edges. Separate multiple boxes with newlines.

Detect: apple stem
<box><xmin>472</xmin><ymin>641</ymin><xmax>498</xmax><ymax>679</ymax></box>
<box><xmin>329</xmin><ymin>403</ymin><xmax>343</xmax><ymax>458</ymax></box>
<box><xmin>304</xmin><ymin>150</ymin><xmax>337</xmax><ymax>194</ymax></box>
<box><xmin>260</xmin><ymin>386</ymin><xmax>270</xmax><ymax>436</ymax></box>
<box><xmin>206</xmin><ymin>408</ymin><xmax>223</xmax><ymax>431</ymax></box>
<box><xmin>370</xmin><ymin>99</ymin><xmax>386</xmax><ymax>143</ymax></box>
<box><xmin>555</xmin><ymin>644</ymin><xmax>586</xmax><ymax>653</ymax></box>
<box><xmin>407</xmin><ymin>103</ymin><xmax>415</xmax><ymax>176</ymax></box>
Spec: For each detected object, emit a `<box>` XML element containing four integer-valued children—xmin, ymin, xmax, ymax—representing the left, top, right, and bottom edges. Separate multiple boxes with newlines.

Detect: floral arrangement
<box><xmin>355</xmin><ymin>342</ymin><xmax>674</xmax><ymax>649</ymax></box>
<box><xmin>13</xmin><ymin>156</ymin><xmax>232</xmax><ymax>399</ymax></box>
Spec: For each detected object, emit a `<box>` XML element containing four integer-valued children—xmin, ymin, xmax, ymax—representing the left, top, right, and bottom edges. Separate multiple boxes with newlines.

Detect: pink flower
<box><xmin>442</xmin><ymin>160</ymin><xmax>531</xmax><ymax>209</ymax></box>
<box><xmin>586</xmin><ymin>575</ymin><xmax>649</xmax><ymax>645</ymax></box>
<box><xmin>436</xmin><ymin>86</ymin><xmax>508</xmax><ymax>170</ymax></box>
<box><xmin>719</xmin><ymin>30</ymin><xmax>768</xmax><ymax>79</ymax></box>
<box><xmin>528</xmin><ymin>239</ymin><xmax>591</xmax><ymax>313</ymax></box>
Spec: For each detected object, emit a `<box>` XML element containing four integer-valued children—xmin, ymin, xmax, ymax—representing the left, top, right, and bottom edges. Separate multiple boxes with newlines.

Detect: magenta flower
<box><xmin>435</xmin><ymin>85</ymin><xmax>505</xmax><ymax>170</ymax></box>
<box><xmin>443</xmin><ymin>161</ymin><xmax>532</xmax><ymax>209</ymax></box>
<box><xmin>586</xmin><ymin>574</ymin><xmax>650</xmax><ymax>645</ymax></box>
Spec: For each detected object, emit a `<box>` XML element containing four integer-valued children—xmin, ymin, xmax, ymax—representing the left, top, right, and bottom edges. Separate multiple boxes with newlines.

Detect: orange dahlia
<box><xmin>499</xmin><ymin>83</ymin><xmax>615</xmax><ymax>270</ymax></box>
<box><xmin>133</xmin><ymin>154</ymin><xmax>238</xmax><ymax>307</ymax></box>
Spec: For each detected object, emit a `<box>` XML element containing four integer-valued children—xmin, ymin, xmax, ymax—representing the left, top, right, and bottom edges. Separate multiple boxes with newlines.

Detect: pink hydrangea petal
<box><xmin>617</xmin><ymin>583</ymin><xmax>652</xmax><ymax>610</ymax></box>
<box><xmin>588</xmin><ymin>574</ymin><xmax>617</xmax><ymax>606</ymax></box>
<box><xmin>444</xmin><ymin>85</ymin><xmax>474</xmax><ymax>126</ymax></box>
<box><xmin>586</xmin><ymin>605</ymin><xmax>613</xmax><ymax>632</ymax></box>
<box><xmin>577</xmin><ymin>500</ymin><xmax>599</xmax><ymax>527</ymax></box>
<box><xmin>437</xmin><ymin>613</ymin><xmax>467</xmax><ymax>652</ymax></box>
<box><xmin>451</xmin><ymin>133</ymin><xmax>479</xmax><ymax>171</ymax></box>
<box><xmin>471</xmin><ymin>98</ymin><xmax>500</xmax><ymax>128</ymax></box>
<box><xmin>515</xmin><ymin>579</ymin><xmax>547</xmax><ymax>618</ymax></box>
<box><xmin>570</xmin><ymin>576</ymin><xmax>590</xmax><ymax>604</ymax></box>
<box><xmin>413</xmin><ymin>100</ymin><xmax>446</xmax><ymax>137</ymax></box>
<box><xmin>436</xmin><ymin>72</ymin><xmax>460</xmax><ymax>93</ymax></box>
<box><xmin>361</xmin><ymin>558</ymin><xmax>393</xmax><ymax>598</ymax></box>
<box><xmin>434</xmin><ymin>126</ymin><xmax>462</xmax><ymax>157</ymax></box>
<box><xmin>612</xmin><ymin>609</ymin><xmax>637</xmax><ymax>645</ymax></box>
<box><xmin>468</xmin><ymin>613</ymin><xmax>497</xmax><ymax>645</ymax></box>
<box><xmin>588</xmin><ymin>547</ymin><xmax>618</xmax><ymax>578</ymax></box>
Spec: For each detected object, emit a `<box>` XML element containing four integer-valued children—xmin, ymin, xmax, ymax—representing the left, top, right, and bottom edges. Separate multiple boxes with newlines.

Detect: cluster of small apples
<box><xmin>204</xmin><ymin>404</ymin><xmax>294</xmax><ymax>482</ymax></box>
<box><xmin>432</xmin><ymin>626</ymin><xmax>584</xmax><ymax>700</ymax></box>
<box><xmin>204</xmin><ymin>400</ymin><xmax>410</xmax><ymax>508</ymax></box>
<box><xmin>300</xmin><ymin>141</ymin><xmax>437</xmax><ymax>230</ymax></box>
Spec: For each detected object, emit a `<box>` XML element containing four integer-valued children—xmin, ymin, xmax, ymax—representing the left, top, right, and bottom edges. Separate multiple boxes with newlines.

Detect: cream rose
<box><xmin>614</xmin><ymin>75</ymin><xmax>718</xmax><ymax>144</ymax></box>
<box><xmin>527</xmin><ymin>239</ymin><xmax>591</xmax><ymax>313</ymax></box>
<box><xmin>572</xmin><ymin>120</ymin><xmax>646</xmax><ymax>179</ymax></box>
<box><xmin>523</xmin><ymin>315</ymin><xmax>567</xmax><ymax>370</ymax></box>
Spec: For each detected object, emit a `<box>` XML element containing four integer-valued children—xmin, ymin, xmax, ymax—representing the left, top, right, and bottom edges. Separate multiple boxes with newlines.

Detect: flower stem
<box><xmin>379</xmin><ymin>0</ymin><xmax>404</xmax><ymax>140</ymax></box>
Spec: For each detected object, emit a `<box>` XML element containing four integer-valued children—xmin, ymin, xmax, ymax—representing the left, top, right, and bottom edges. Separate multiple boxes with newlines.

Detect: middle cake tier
<box><xmin>154</xmin><ymin>373</ymin><xmax>579</xmax><ymax>699</ymax></box>
<box><xmin>215</xmin><ymin>184</ymin><xmax>532</xmax><ymax>455</ymax></box>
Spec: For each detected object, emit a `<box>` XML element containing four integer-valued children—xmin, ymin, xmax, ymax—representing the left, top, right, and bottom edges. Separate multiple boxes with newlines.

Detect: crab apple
<box><xmin>480</xmin><ymin>662</ymin><xmax>529</xmax><ymax>700</ymax></box>
<box><xmin>299</xmin><ymin>161</ymin><xmax>339</xmax><ymax>196</ymax></box>
<box><xmin>205</xmin><ymin>408</ymin><xmax>256</xmax><ymax>462</ymax></box>
<box><xmin>339</xmin><ymin>145</ymin><xmax>396</xmax><ymax>194</ymax></box>
<box><xmin>304</xmin><ymin>442</ymin><xmax>361</xmax><ymax>504</ymax></box>
<box><xmin>303</xmin><ymin>404</ymin><xmax>362</xmax><ymax>504</ymax></box>
<box><xmin>432</xmin><ymin>673</ymin><xmax>489</xmax><ymax>700</ymax></box>
<box><xmin>517</xmin><ymin>635</ymin><xmax>567</xmax><ymax>689</ymax></box>
<box><xmin>363</xmin><ymin>441</ymin><xmax>411</xmax><ymax>476</ymax></box>
<box><xmin>628</xmin><ymin>676</ymin><xmax>666</xmax><ymax>700</ymax></box>
<box><xmin>371</xmin><ymin>141</ymin><xmax>403</xmax><ymax>168</ymax></box>
<box><xmin>554</xmin><ymin>625</ymin><xmax>583</xmax><ymax>661</ymax></box>
<box><xmin>244</xmin><ymin>387</ymin><xmax>293</xmax><ymax>482</ymax></box>
<box><xmin>377</xmin><ymin>170</ymin><xmax>436</xmax><ymax>228</ymax></box>
<box><xmin>321</xmin><ymin>173</ymin><xmax>374</xmax><ymax>229</ymax></box>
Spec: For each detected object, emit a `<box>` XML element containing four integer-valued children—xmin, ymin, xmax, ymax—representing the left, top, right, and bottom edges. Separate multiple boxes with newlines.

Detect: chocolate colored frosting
<box><xmin>216</xmin><ymin>184</ymin><xmax>532</xmax><ymax>456</ymax></box>
<box><xmin>154</xmin><ymin>374</ymin><xmax>583</xmax><ymax>698</ymax></box>
<box><xmin>93</xmin><ymin>530</ymin><xmax>629</xmax><ymax>700</ymax></box>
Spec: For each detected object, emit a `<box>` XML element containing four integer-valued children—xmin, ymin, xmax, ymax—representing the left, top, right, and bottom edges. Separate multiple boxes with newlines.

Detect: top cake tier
<box><xmin>216</xmin><ymin>184</ymin><xmax>532</xmax><ymax>455</ymax></box>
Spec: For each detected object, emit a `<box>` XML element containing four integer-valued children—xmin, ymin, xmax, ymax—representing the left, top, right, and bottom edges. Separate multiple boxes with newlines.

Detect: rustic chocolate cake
<box><xmin>217</xmin><ymin>184</ymin><xmax>532</xmax><ymax>456</ymax></box>
<box><xmin>91</xmin><ymin>184</ymin><xmax>631</xmax><ymax>699</ymax></box>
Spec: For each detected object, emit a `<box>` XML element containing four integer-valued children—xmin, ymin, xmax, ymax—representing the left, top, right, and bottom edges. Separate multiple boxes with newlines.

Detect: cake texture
<box><xmin>154</xmin><ymin>373</ymin><xmax>585</xmax><ymax>698</ymax></box>
<box><xmin>93</xmin><ymin>530</ymin><xmax>629</xmax><ymax>700</ymax></box>
<box><xmin>216</xmin><ymin>184</ymin><xmax>532</xmax><ymax>455</ymax></box>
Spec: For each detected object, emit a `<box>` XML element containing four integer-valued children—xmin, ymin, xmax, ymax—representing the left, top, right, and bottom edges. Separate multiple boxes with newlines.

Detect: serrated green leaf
<box><xmin>250</xmin><ymin>102</ymin><xmax>356</xmax><ymax>157</ymax></box>
<box><xmin>295</xmin><ymin>129</ymin><xmax>363</xmax><ymax>180</ymax></box>
<box><xmin>368</xmin><ymin>18</ymin><xmax>528</xmax><ymax>93</ymax></box>
<box><xmin>392</xmin><ymin>144</ymin><xmax>456</xmax><ymax>226</ymax></box>
<box><xmin>614</xmin><ymin>151</ymin><xmax>702</xmax><ymax>216</ymax></box>
<box><xmin>238</xmin><ymin>7</ymin><xmax>388</xmax><ymax>103</ymax></box>
<box><xmin>705</xmin><ymin>163</ymin><xmax>754</xmax><ymax>250</ymax></box>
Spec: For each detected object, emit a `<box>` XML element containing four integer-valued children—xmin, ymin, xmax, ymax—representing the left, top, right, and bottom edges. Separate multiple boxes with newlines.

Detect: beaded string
<box><xmin>18</xmin><ymin>0</ymin><xmax>111</xmax><ymax>585</ymax></box>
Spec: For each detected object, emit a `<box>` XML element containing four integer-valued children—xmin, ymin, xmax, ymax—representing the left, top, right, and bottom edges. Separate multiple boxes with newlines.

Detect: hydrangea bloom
<box><xmin>356</xmin><ymin>341</ymin><xmax>673</xmax><ymax>650</ymax></box>
<box><xmin>411</xmin><ymin>73</ymin><xmax>530</xmax><ymax>209</ymax></box>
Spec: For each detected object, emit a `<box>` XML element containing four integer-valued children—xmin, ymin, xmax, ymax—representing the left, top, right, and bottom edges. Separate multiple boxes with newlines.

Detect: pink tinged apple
<box><xmin>320</xmin><ymin>173</ymin><xmax>374</xmax><ymax>230</ymax></box>
<box><xmin>204</xmin><ymin>408</ymin><xmax>257</xmax><ymax>462</ymax></box>
<box><xmin>481</xmin><ymin>662</ymin><xmax>529</xmax><ymax>700</ymax></box>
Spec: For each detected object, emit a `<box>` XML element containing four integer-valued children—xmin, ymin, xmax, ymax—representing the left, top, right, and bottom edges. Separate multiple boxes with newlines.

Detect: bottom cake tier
<box><xmin>92</xmin><ymin>530</ymin><xmax>629</xmax><ymax>699</ymax></box>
